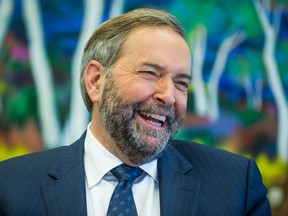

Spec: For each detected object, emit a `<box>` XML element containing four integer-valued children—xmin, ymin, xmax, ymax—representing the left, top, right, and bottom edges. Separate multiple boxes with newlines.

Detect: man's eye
<box><xmin>175</xmin><ymin>81</ymin><xmax>189</xmax><ymax>92</ymax></box>
<box><xmin>139</xmin><ymin>71</ymin><xmax>159</xmax><ymax>78</ymax></box>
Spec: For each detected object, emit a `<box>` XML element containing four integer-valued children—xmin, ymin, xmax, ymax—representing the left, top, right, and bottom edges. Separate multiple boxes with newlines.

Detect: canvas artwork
<box><xmin>0</xmin><ymin>0</ymin><xmax>287</xmax><ymax>214</ymax></box>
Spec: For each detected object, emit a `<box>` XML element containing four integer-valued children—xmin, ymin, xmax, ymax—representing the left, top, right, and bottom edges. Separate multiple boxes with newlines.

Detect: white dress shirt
<box><xmin>84</xmin><ymin>124</ymin><xmax>160</xmax><ymax>216</ymax></box>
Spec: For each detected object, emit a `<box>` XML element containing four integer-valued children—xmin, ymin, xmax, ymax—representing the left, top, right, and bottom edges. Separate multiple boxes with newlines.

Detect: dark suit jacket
<box><xmin>0</xmin><ymin>132</ymin><xmax>271</xmax><ymax>216</ymax></box>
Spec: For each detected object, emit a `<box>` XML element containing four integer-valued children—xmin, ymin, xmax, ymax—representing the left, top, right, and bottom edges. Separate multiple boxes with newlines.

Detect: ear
<box><xmin>84</xmin><ymin>60</ymin><xmax>105</xmax><ymax>103</ymax></box>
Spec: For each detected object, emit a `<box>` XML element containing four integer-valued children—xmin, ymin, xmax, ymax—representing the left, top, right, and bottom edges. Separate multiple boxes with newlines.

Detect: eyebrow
<box><xmin>140</xmin><ymin>62</ymin><xmax>164</xmax><ymax>71</ymax></box>
<box><xmin>140</xmin><ymin>61</ymin><xmax>192</xmax><ymax>81</ymax></box>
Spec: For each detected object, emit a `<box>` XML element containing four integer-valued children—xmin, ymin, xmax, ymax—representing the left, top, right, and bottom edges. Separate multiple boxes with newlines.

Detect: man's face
<box><xmin>98</xmin><ymin>27</ymin><xmax>191</xmax><ymax>165</ymax></box>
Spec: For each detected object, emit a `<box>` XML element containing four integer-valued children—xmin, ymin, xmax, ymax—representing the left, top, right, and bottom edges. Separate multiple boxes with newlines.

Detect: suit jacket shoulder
<box><xmin>157</xmin><ymin>140</ymin><xmax>271</xmax><ymax>216</ymax></box>
<box><xmin>172</xmin><ymin>139</ymin><xmax>249</xmax><ymax>169</ymax></box>
<box><xmin>0</xmin><ymin>133</ymin><xmax>87</xmax><ymax>216</ymax></box>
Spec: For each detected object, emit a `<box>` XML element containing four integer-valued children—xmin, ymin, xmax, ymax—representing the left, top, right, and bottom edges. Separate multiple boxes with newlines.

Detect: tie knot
<box><xmin>111</xmin><ymin>164</ymin><xmax>142</xmax><ymax>183</ymax></box>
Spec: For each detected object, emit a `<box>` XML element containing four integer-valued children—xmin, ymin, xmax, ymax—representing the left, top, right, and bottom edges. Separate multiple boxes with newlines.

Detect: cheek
<box><xmin>116</xmin><ymin>75</ymin><xmax>188</xmax><ymax>116</ymax></box>
<box><xmin>120</xmin><ymin>82</ymin><xmax>155</xmax><ymax>103</ymax></box>
<box><xmin>175</xmin><ymin>94</ymin><xmax>187</xmax><ymax>117</ymax></box>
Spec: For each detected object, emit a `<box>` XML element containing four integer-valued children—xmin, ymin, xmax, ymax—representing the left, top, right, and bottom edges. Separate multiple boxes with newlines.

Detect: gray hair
<box><xmin>80</xmin><ymin>8</ymin><xmax>186</xmax><ymax>112</ymax></box>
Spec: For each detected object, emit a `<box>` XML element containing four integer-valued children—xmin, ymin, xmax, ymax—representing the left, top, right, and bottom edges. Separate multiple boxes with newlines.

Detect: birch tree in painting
<box><xmin>62</xmin><ymin>0</ymin><xmax>104</xmax><ymax>146</ymax></box>
<box><xmin>228</xmin><ymin>51</ymin><xmax>265</xmax><ymax>111</ymax></box>
<box><xmin>109</xmin><ymin>0</ymin><xmax>125</xmax><ymax>18</ymax></box>
<box><xmin>0</xmin><ymin>0</ymin><xmax>14</xmax><ymax>114</ymax></box>
<box><xmin>253</xmin><ymin>0</ymin><xmax>288</xmax><ymax>162</ymax></box>
<box><xmin>253</xmin><ymin>78</ymin><xmax>264</xmax><ymax>110</ymax></box>
<box><xmin>183</xmin><ymin>1</ymin><xmax>246</xmax><ymax>121</ymax></box>
<box><xmin>0</xmin><ymin>0</ymin><xmax>13</xmax><ymax>50</ymax></box>
<box><xmin>191</xmin><ymin>25</ymin><xmax>208</xmax><ymax>117</ymax></box>
<box><xmin>192</xmin><ymin>26</ymin><xmax>245</xmax><ymax>121</ymax></box>
<box><xmin>23</xmin><ymin>0</ymin><xmax>61</xmax><ymax>148</ymax></box>
<box><xmin>191</xmin><ymin>27</ymin><xmax>245</xmax><ymax>121</ymax></box>
<box><xmin>207</xmin><ymin>31</ymin><xmax>246</xmax><ymax>121</ymax></box>
<box><xmin>62</xmin><ymin>0</ymin><xmax>125</xmax><ymax>145</ymax></box>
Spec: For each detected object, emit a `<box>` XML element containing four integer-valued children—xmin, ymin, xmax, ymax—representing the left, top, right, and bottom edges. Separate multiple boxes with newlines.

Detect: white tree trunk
<box><xmin>254</xmin><ymin>78</ymin><xmax>263</xmax><ymax>110</ymax></box>
<box><xmin>0</xmin><ymin>0</ymin><xmax>13</xmax><ymax>50</ymax></box>
<box><xmin>243</xmin><ymin>76</ymin><xmax>254</xmax><ymax>109</ymax></box>
<box><xmin>207</xmin><ymin>31</ymin><xmax>246</xmax><ymax>121</ymax></box>
<box><xmin>0</xmin><ymin>0</ymin><xmax>13</xmax><ymax>114</ymax></box>
<box><xmin>61</xmin><ymin>0</ymin><xmax>105</xmax><ymax>146</ymax></box>
<box><xmin>23</xmin><ymin>0</ymin><xmax>61</xmax><ymax>148</ymax></box>
<box><xmin>191</xmin><ymin>25</ymin><xmax>208</xmax><ymax>117</ymax></box>
<box><xmin>109</xmin><ymin>0</ymin><xmax>124</xmax><ymax>18</ymax></box>
<box><xmin>253</xmin><ymin>0</ymin><xmax>288</xmax><ymax>162</ymax></box>
<box><xmin>242</xmin><ymin>77</ymin><xmax>263</xmax><ymax>110</ymax></box>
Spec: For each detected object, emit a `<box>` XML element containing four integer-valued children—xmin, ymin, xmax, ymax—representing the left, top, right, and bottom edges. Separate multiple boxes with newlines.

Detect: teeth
<box><xmin>140</xmin><ymin>111</ymin><xmax>166</xmax><ymax>122</ymax></box>
<box><xmin>147</xmin><ymin>120</ymin><xmax>161</xmax><ymax>127</ymax></box>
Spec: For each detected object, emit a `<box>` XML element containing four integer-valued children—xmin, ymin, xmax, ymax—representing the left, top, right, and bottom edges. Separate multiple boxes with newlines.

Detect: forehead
<box><xmin>123</xmin><ymin>26</ymin><xmax>187</xmax><ymax>48</ymax></box>
<box><xmin>118</xmin><ymin>26</ymin><xmax>191</xmax><ymax>73</ymax></box>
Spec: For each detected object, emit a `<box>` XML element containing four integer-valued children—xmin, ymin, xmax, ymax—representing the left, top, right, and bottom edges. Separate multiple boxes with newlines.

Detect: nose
<box><xmin>153</xmin><ymin>78</ymin><xmax>176</xmax><ymax>106</ymax></box>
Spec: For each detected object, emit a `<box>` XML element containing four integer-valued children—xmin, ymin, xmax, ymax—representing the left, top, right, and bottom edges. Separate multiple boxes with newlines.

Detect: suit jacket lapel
<box><xmin>41</xmin><ymin>133</ymin><xmax>87</xmax><ymax>216</ymax></box>
<box><xmin>158</xmin><ymin>144</ymin><xmax>201</xmax><ymax>216</ymax></box>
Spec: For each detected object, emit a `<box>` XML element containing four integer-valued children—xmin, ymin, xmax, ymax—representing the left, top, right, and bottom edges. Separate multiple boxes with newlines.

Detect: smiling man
<box><xmin>0</xmin><ymin>8</ymin><xmax>271</xmax><ymax>216</ymax></box>
<box><xmin>86</xmin><ymin>25</ymin><xmax>191</xmax><ymax>167</ymax></box>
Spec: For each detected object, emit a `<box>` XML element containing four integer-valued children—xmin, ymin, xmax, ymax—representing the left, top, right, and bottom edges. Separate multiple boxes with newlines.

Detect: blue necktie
<box><xmin>107</xmin><ymin>164</ymin><xmax>143</xmax><ymax>216</ymax></box>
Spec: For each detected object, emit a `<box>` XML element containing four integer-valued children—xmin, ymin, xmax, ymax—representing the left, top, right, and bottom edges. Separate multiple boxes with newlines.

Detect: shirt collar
<box><xmin>84</xmin><ymin>123</ymin><xmax>158</xmax><ymax>189</ymax></box>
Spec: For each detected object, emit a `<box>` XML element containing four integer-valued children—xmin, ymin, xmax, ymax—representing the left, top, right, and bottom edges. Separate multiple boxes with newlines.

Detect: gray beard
<box><xmin>99</xmin><ymin>74</ymin><xmax>184</xmax><ymax>165</ymax></box>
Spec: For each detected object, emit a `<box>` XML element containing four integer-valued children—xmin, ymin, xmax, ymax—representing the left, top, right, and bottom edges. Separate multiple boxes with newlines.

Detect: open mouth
<box><xmin>138</xmin><ymin>111</ymin><xmax>167</xmax><ymax>127</ymax></box>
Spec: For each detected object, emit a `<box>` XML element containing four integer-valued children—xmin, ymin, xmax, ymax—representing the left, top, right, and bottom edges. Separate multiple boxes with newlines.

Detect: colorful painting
<box><xmin>0</xmin><ymin>0</ymin><xmax>287</xmax><ymax>214</ymax></box>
